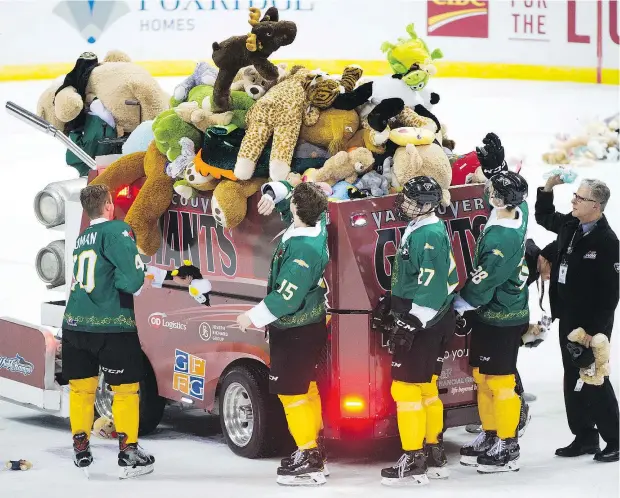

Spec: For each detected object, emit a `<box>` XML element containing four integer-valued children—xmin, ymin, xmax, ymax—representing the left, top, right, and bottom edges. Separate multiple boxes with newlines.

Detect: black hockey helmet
<box><xmin>486</xmin><ymin>171</ymin><xmax>528</xmax><ymax>208</ymax></box>
<box><xmin>394</xmin><ymin>176</ymin><xmax>442</xmax><ymax>221</ymax></box>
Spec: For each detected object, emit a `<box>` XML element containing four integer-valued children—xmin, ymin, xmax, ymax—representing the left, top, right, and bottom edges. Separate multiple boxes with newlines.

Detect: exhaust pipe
<box><xmin>5</xmin><ymin>101</ymin><xmax>97</xmax><ymax>170</ymax></box>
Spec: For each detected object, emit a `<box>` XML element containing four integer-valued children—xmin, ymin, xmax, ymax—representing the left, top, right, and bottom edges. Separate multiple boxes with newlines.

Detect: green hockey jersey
<box><xmin>391</xmin><ymin>215</ymin><xmax>459</xmax><ymax>327</ymax></box>
<box><xmin>67</xmin><ymin>108</ymin><xmax>117</xmax><ymax>177</ymax></box>
<box><xmin>459</xmin><ymin>202</ymin><xmax>530</xmax><ymax>326</ymax></box>
<box><xmin>62</xmin><ymin>219</ymin><xmax>146</xmax><ymax>333</ymax></box>
<box><xmin>247</xmin><ymin>181</ymin><xmax>329</xmax><ymax>330</ymax></box>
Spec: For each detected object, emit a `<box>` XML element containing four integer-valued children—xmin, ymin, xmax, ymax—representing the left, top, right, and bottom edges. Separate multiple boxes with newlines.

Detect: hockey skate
<box><xmin>73</xmin><ymin>432</ymin><xmax>93</xmax><ymax>478</ymax></box>
<box><xmin>281</xmin><ymin>438</ymin><xmax>329</xmax><ymax>477</ymax></box>
<box><xmin>460</xmin><ymin>430</ymin><xmax>497</xmax><ymax>467</ymax></box>
<box><xmin>117</xmin><ymin>433</ymin><xmax>155</xmax><ymax>480</ymax></box>
<box><xmin>477</xmin><ymin>437</ymin><xmax>520</xmax><ymax>473</ymax></box>
<box><xmin>517</xmin><ymin>396</ymin><xmax>531</xmax><ymax>438</ymax></box>
<box><xmin>425</xmin><ymin>437</ymin><xmax>449</xmax><ymax>479</ymax></box>
<box><xmin>277</xmin><ymin>448</ymin><xmax>326</xmax><ymax>486</ymax></box>
<box><xmin>381</xmin><ymin>450</ymin><xmax>429</xmax><ymax>486</ymax></box>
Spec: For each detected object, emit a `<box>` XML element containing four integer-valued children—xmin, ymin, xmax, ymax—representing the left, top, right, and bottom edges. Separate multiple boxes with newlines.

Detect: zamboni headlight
<box><xmin>33</xmin><ymin>178</ymin><xmax>87</xmax><ymax>228</ymax></box>
<box><xmin>34</xmin><ymin>188</ymin><xmax>64</xmax><ymax>227</ymax></box>
<box><xmin>35</xmin><ymin>240</ymin><xmax>65</xmax><ymax>287</ymax></box>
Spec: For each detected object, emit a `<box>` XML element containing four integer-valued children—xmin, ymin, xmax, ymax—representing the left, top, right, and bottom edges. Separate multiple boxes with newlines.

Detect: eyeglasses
<box><xmin>572</xmin><ymin>193</ymin><xmax>597</xmax><ymax>203</ymax></box>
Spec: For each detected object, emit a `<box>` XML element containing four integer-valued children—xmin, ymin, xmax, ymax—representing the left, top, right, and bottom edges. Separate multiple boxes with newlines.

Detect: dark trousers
<box><xmin>558</xmin><ymin>317</ymin><xmax>619</xmax><ymax>445</ymax></box>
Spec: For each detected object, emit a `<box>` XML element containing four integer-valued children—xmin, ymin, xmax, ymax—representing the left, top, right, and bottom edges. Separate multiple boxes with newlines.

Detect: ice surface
<box><xmin>0</xmin><ymin>77</ymin><xmax>618</xmax><ymax>497</ymax></box>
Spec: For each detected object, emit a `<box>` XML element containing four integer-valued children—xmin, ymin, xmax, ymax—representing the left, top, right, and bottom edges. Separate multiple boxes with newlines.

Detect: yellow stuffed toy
<box><xmin>93</xmin><ymin>416</ymin><xmax>117</xmax><ymax>439</ymax></box>
<box><xmin>567</xmin><ymin>327</ymin><xmax>611</xmax><ymax>386</ymax></box>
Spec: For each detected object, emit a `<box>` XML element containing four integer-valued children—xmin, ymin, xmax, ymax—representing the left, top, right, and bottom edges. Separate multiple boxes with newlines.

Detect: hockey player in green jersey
<box><xmin>62</xmin><ymin>184</ymin><xmax>154</xmax><ymax>479</ymax></box>
<box><xmin>454</xmin><ymin>171</ymin><xmax>530</xmax><ymax>474</ymax></box>
<box><xmin>377</xmin><ymin>176</ymin><xmax>459</xmax><ymax>487</ymax></box>
<box><xmin>236</xmin><ymin>181</ymin><xmax>329</xmax><ymax>487</ymax></box>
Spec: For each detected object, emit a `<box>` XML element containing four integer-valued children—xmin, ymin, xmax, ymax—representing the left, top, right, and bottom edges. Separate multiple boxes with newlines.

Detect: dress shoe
<box><xmin>555</xmin><ymin>438</ymin><xmax>600</xmax><ymax>457</ymax></box>
<box><xmin>594</xmin><ymin>443</ymin><xmax>619</xmax><ymax>463</ymax></box>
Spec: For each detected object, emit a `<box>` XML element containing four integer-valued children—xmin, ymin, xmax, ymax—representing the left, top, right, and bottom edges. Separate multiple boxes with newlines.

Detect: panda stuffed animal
<box><xmin>146</xmin><ymin>261</ymin><xmax>212</xmax><ymax>306</ymax></box>
<box><xmin>332</xmin><ymin>72</ymin><xmax>441</xmax><ymax>134</ymax></box>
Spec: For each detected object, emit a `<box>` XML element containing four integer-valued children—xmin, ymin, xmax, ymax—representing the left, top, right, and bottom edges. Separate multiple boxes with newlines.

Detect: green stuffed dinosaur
<box><xmin>152</xmin><ymin>84</ymin><xmax>255</xmax><ymax>161</ymax></box>
<box><xmin>381</xmin><ymin>23</ymin><xmax>443</xmax><ymax>75</ymax></box>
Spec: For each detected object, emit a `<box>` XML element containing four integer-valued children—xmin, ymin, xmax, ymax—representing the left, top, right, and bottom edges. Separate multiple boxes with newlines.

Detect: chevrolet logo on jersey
<box><xmin>294</xmin><ymin>259</ymin><xmax>310</xmax><ymax>268</ymax></box>
<box><xmin>424</xmin><ymin>243</ymin><xmax>435</xmax><ymax>250</ymax></box>
<box><xmin>492</xmin><ymin>249</ymin><xmax>504</xmax><ymax>257</ymax></box>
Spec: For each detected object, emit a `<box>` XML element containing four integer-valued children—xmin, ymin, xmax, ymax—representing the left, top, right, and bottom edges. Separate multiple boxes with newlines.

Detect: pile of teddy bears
<box><xmin>37</xmin><ymin>7</ymin><xmax>500</xmax><ymax>256</ymax></box>
<box><xmin>543</xmin><ymin>114</ymin><xmax>619</xmax><ymax>167</ymax></box>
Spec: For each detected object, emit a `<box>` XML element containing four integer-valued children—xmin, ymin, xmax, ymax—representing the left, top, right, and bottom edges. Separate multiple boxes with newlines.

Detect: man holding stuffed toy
<box><xmin>235</xmin><ymin>181</ymin><xmax>330</xmax><ymax>487</ymax></box>
<box><xmin>536</xmin><ymin>175</ymin><xmax>619</xmax><ymax>463</ymax></box>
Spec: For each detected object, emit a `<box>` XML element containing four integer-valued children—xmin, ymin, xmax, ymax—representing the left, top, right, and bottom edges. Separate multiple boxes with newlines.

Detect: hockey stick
<box><xmin>5</xmin><ymin>101</ymin><xmax>97</xmax><ymax>170</ymax></box>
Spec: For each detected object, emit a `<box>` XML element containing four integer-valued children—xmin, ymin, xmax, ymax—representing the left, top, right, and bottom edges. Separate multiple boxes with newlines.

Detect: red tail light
<box><xmin>342</xmin><ymin>395</ymin><xmax>365</xmax><ymax>413</ymax></box>
<box><xmin>115</xmin><ymin>185</ymin><xmax>140</xmax><ymax>202</ymax></box>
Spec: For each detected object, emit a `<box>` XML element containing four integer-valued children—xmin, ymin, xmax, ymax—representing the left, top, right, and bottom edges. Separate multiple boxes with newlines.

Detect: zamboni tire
<box><xmin>94</xmin><ymin>356</ymin><xmax>165</xmax><ymax>436</ymax></box>
<box><xmin>219</xmin><ymin>364</ymin><xmax>290</xmax><ymax>458</ymax></box>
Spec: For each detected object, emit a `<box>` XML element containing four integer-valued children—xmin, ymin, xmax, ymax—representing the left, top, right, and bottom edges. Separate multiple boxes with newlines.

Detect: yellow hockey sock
<box><xmin>69</xmin><ymin>377</ymin><xmax>98</xmax><ymax>437</ymax></box>
<box><xmin>473</xmin><ymin>368</ymin><xmax>496</xmax><ymax>431</ymax></box>
<box><xmin>111</xmin><ymin>383</ymin><xmax>140</xmax><ymax>445</ymax></box>
<box><xmin>486</xmin><ymin>375</ymin><xmax>520</xmax><ymax>439</ymax></box>
<box><xmin>391</xmin><ymin>381</ymin><xmax>425</xmax><ymax>451</ymax></box>
<box><xmin>420</xmin><ymin>375</ymin><xmax>443</xmax><ymax>444</ymax></box>
<box><xmin>307</xmin><ymin>381</ymin><xmax>324</xmax><ymax>436</ymax></box>
<box><xmin>278</xmin><ymin>393</ymin><xmax>318</xmax><ymax>449</ymax></box>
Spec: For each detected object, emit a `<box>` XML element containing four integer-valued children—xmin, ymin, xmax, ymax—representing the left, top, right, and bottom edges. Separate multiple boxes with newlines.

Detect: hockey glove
<box><xmin>476</xmin><ymin>132</ymin><xmax>508</xmax><ymax>178</ymax></box>
<box><xmin>566</xmin><ymin>341</ymin><xmax>595</xmax><ymax>369</ymax></box>
<box><xmin>388</xmin><ymin>312</ymin><xmax>422</xmax><ymax>353</ymax></box>
<box><xmin>371</xmin><ymin>292</ymin><xmax>393</xmax><ymax>332</ymax></box>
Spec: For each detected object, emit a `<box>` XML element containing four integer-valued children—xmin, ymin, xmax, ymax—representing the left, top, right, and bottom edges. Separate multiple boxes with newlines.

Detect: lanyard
<box><xmin>566</xmin><ymin>225</ymin><xmax>588</xmax><ymax>255</ymax></box>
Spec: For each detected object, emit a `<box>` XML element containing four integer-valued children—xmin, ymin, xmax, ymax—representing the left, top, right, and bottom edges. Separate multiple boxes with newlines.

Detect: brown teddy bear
<box><xmin>52</xmin><ymin>50</ymin><xmax>169</xmax><ymax>137</ymax></box>
<box><xmin>90</xmin><ymin>141</ymin><xmax>172</xmax><ymax>256</ymax></box>
<box><xmin>231</xmin><ymin>63</ymin><xmax>288</xmax><ymax>100</ymax></box>
<box><xmin>567</xmin><ymin>327</ymin><xmax>611</xmax><ymax>386</ymax></box>
<box><xmin>313</xmin><ymin>147</ymin><xmax>375</xmax><ymax>186</ymax></box>
<box><xmin>393</xmin><ymin>143</ymin><xmax>452</xmax><ymax>206</ymax></box>
<box><xmin>211</xmin><ymin>7</ymin><xmax>297</xmax><ymax>112</ymax></box>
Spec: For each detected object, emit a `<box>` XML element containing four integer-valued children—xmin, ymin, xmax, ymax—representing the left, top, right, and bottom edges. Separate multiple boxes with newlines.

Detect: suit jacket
<box><xmin>535</xmin><ymin>187</ymin><xmax>619</xmax><ymax>337</ymax></box>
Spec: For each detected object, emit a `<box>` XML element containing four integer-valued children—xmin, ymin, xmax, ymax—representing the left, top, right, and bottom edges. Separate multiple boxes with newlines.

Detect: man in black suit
<box><xmin>536</xmin><ymin>176</ymin><xmax>619</xmax><ymax>463</ymax></box>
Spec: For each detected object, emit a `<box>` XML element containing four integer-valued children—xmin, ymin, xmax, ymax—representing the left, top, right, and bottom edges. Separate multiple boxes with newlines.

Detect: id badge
<box><xmin>558</xmin><ymin>263</ymin><xmax>568</xmax><ymax>284</ymax></box>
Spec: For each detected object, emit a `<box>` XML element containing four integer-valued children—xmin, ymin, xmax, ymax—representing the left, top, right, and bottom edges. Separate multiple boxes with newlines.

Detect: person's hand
<box><xmin>236</xmin><ymin>312</ymin><xmax>253</xmax><ymax>332</ymax></box>
<box><xmin>537</xmin><ymin>255</ymin><xmax>551</xmax><ymax>281</ymax></box>
<box><xmin>257</xmin><ymin>194</ymin><xmax>276</xmax><ymax>216</ymax></box>
<box><xmin>583</xmin><ymin>333</ymin><xmax>593</xmax><ymax>348</ymax></box>
<box><xmin>544</xmin><ymin>174</ymin><xmax>564</xmax><ymax>192</ymax></box>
